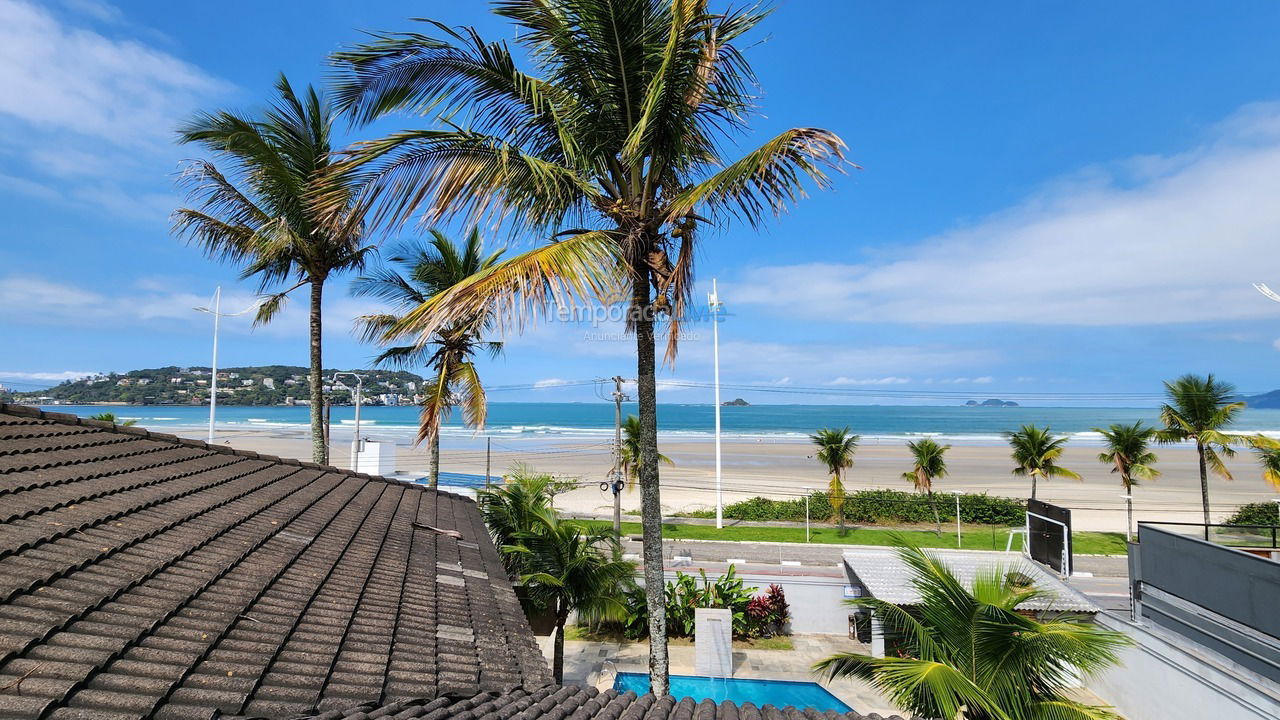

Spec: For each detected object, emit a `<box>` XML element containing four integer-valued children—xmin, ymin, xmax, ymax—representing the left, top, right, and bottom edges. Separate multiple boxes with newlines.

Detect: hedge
<box><xmin>680</xmin><ymin>489</ymin><xmax>1025</xmax><ymax>526</ymax></box>
<box><xmin>1224</xmin><ymin>502</ymin><xmax>1280</xmax><ymax>527</ymax></box>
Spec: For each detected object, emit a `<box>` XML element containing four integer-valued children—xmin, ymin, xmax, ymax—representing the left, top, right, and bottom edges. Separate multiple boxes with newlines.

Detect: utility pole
<box><xmin>611</xmin><ymin>375</ymin><xmax>627</xmax><ymax>536</ymax></box>
<box><xmin>485</xmin><ymin>437</ymin><xmax>492</xmax><ymax>488</ymax></box>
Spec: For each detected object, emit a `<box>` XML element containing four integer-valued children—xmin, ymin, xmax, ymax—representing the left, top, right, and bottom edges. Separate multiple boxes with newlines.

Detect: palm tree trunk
<box><xmin>430</xmin><ymin>432</ymin><xmax>441</xmax><ymax>489</ymax></box>
<box><xmin>308</xmin><ymin>280</ymin><xmax>326</xmax><ymax>465</ymax></box>
<box><xmin>553</xmin><ymin>608</ymin><xmax>568</xmax><ymax>684</ymax></box>
<box><xmin>928</xmin><ymin>489</ymin><xmax>942</xmax><ymax>536</ymax></box>
<box><xmin>1197</xmin><ymin>439</ymin><xmax>1210</xmax><ymax>537</ymax></box>
<box><xmin>631</xmin><ymin>267</ymin><xmax>668</xmax><ymax>697</ymax></box>
<box><xmin>1030</xmin><ymin>472</ymin><xmax>1037</xmax><ymax>501</ymax></box>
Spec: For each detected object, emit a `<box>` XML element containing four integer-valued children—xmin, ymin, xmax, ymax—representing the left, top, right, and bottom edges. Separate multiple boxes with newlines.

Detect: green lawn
<box><xmin>612</xmin><ymin>521</ymin><xmax>1127</xmax><ymax>555</ymax></box>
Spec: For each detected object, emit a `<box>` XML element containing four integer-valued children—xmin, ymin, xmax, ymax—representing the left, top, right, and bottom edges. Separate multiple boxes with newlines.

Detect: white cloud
<box><xmin>533</xmin><ymin>378</ymin><xmax>572</xmax><ymax>389</ymax></box>
<box><xmin>829</xmin><ymin>376</ymin><xmax>911</xmax><ymax>386</ymax></box>
<box><xmin>0</xmin><ymin>370</ymin><xmax>99</xmax><ymax>382</ymax></box>
<box><xmin>731</xmin><ymin>102</ymin><xmax>1280</xmax><ymax>326</ymax></box>
<box><xmin>0</xmin><ymin>0</ymin><xmax>224</xmax><ymax>148</ymax></box>
<box><xmin>0</xmin><ymin>0</ymin><xmax>226</xmax><ymax>222</ymax></box>
<box><xmin>0</xmin><ymin>274</ymin><xmax>380</xmax><ymax>341</ymax></box>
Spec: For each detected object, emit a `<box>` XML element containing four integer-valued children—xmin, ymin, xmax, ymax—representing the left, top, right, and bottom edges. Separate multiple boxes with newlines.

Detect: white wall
<box><xmin>1087</xmin><ymin>613</ymin><xmax>1280</xmax><ymax>720</ymax></box>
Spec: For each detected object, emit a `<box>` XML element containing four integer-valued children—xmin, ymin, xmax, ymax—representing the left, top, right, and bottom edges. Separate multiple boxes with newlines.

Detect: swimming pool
<box><xmin>613</xmin><ymin>673</ymin><xmax>852</xmax><ymax>713</ymax></box>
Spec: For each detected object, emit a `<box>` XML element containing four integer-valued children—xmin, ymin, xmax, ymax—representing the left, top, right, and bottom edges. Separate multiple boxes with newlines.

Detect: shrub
<box><xmin>624</xmin><ymin>567</ymin><xmax>792</xmax><ymax>639</ymax></box>
<box><xmin>1224</xmin><ymin>502</ymin><xmax>1280</xmax><ymax>527</ymax></box>
<box><xmin>695</xmin><ymin>490</ymin><xmax>1024</xmax><ymax>526</ymax></box>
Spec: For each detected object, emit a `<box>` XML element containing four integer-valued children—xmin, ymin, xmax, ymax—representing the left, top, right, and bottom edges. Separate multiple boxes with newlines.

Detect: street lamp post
<box><xmin>1120</xmin><ymin>493</ymin><xmax>1134</xmax><ymax>542</ymax></box>
<box><xmin>332</xmin><ymin>372</ymin><xmax>367</xmax><ymax>469</ymax></box>
<box><xmin>802</xmin><ymin>486</ymin><xmax>811</xmax><ymax>542</ymax></box>
<box><xmin>952</xmin><ymin>491</ymin><xmax>963</xmax><ymax>548</ymax></box>
<box><xmin>708</xmin><ymin>279</ymin><xmax>724</xmax><ymax>529</ymax></box>
<box><xmin>193</xmin><ymin>287</ymin><xmax>262</xmax><ymax>444</ymax></box>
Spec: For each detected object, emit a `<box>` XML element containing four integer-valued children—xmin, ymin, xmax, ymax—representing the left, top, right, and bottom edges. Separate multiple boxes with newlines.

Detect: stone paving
<box><xmin>537</xmin><ymin>634</ymin><xmax>907</xmax><ymax>717</ymax></box>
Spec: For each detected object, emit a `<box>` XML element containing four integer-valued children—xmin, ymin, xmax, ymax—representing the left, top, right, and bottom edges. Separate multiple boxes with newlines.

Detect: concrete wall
<box><xmin>1086</xmin><ymin>612</ymin><xmax>1280</xmax><ymax>720</ymax></box>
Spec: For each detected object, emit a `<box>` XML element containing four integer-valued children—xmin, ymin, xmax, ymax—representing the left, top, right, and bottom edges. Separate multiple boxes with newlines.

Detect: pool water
<box><xmin>613</xmin><ymin>673</ymin><xmax>852</xmax><ymax>713</ymax></box>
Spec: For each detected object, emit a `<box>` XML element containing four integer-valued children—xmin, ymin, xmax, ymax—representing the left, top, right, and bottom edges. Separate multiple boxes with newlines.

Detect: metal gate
<box><xmin>1026</xmin><ymin>499</ymin><xmax>1072</xmax><ymax>575</ymax></box>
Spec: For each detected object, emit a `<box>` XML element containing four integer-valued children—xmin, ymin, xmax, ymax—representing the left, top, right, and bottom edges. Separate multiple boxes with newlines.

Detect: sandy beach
<box><xmin>179</xmin><ymin>426</ymin><xmax>1280</xmax><ymax>533</ymax></box>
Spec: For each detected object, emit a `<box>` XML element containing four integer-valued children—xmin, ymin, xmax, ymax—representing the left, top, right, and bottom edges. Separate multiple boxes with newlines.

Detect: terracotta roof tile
<box><xmin>0</xmin><ymin>405</ymin><xmax>552</xmax><ymax>719</ymax></box>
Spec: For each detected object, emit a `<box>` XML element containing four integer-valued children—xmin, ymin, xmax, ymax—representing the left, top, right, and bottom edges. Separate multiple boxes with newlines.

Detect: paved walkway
<box><xmin>537</xmin><ymin>634</ymin><xmax>906</xmax><ymax>717</ymax></box>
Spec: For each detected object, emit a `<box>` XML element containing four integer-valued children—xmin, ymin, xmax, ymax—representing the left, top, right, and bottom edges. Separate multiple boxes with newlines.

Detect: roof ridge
<box><xmin>0</xmin><ymin>403</ymin><xmax>475</xmax><ymax>503</ymax></box>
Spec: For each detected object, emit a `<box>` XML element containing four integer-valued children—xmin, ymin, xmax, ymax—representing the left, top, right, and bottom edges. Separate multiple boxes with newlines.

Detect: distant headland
<box><xmin>964</xmin><ymin>398</ymin><xmax>1020</xmax><ymax>407</ymax></box>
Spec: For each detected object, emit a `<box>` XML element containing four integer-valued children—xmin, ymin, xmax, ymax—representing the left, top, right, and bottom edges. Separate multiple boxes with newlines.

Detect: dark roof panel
<box><xmin>0</xmin><ymin>405</ymin><xmax>551</xmax><ymax>720</ymax></box>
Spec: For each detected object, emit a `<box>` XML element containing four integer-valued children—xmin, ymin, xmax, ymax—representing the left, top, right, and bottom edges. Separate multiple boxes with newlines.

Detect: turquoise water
<box><xmin>613</xmin><ymin>673</ymin><xmax>852</xmax><ymax>712</ymax></box>
<box><xmin>36</xmin><ymin>402</ymin><xmax>1280</xmax><ymax>446</ymax></box>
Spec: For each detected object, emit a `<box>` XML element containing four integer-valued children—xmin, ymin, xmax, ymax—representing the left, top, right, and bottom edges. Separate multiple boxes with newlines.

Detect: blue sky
<box><xmin>3</xmin><ymin>0</ymin><xmax>1280</xmax><ymax>405</ymax></box>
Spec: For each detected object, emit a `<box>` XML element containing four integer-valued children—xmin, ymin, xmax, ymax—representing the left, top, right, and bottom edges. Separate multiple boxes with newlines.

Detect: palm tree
<box><xmin>902</xmin><ymin>438</ymin><xmax>950</xmax><ymax>536</ymax></box>
<box><xmin>476</xmin><ymin>464</ymin><xmax>557</xmax><ymax>576</ymax></box>
<box><xmin>815</xmin><ymin>542</ymin><xmax>1130</xmax><ymax>720</ymax></box>
<box><xmin>619</xmin><ymin>414</ymin><xmax>673</xmax><ymax>490</ymax></box>
<box><xmin>1255</xmin><ymin>445</ymin><xmax>1280</xmax><ymax>492</ymax></box>
<box><xmin>510</xmin><ymin>510</ymin><xmax>634</xmax><ymax>683</ymax></box>
<box><xmin>1005</xmin><ymin>424</ymin><xmax>1080</xmax><ymax>500</ymax></box>
<box><xmin>89</xmin><ymin>412</ymin><xmax>136</xmax><ymax>427</ymax></box>
<box><xmin>1094</xmin><ymin>421</ymin><xmax>1160</xmax><ymax>542</ymax></box>
<box><xmin>352</xmin><ymin>227</ymin><xmax>503</xmax><ymax>487</ymax></box>
<box><xmin>1156</xmin><ymin>374</ymin><xmax>1259</xmax><ymax>529</ymax></box>
<box><xmin>328</xmin><ymin>3</ymin><xmax>846</xmax><ymax>693</ymax></box>
<box><xmin>811</xmin><ymin>427</ymin><xmax>859</xmax><ymax>536</ymax></box>
<box><xmin>173</xmin><ymin>75</ymin><xmax>374</xmax><ymax>464</ymax></box>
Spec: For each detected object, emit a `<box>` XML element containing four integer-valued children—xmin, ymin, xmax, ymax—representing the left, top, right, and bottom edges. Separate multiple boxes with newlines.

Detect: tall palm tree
<box><xmin>1005</xmin><ymin>424</ymin><xmax>1080</xmax><ymax>500</ymax></box>
<box><xmin>619</xmin><ymin>414</ymin><xmax>673</xmax><ymax>490</ymax></box>
<box><xmin>511</xmin><ymin>510</ymin><xmax>634</xmax><ymax>683</ymax></box>
<box><xmin>1156</xmin><ymin>374</ymin><xmax>1259</xmax><ymax>529</ymax></box>
<box><xmin>328</xmin><ymin>2</ymin><xmax>846</xmax><ymax>693</ymax></box>
<box><xmin>811</xmin><ymin>427</ymin><xmax>859</xmax><ymax>536</ymax></box>
<box><xmin>174</xmin><ymin>75</ymin><xmax>373</xmax><ymax>464</ymax></box>
<box><xmin>352</xmin><ymin>227</ymin><xmax>503</xmax><ymax>487</ymax></box>
<box><xmin>815</xmin><ymin>542</ymin><xmax>1129</xmax><ymax>720</ymax></box>
<box><xmin>902</xmin><ymin>438</ymin><xmax>950</xmax><ymax>536</ymax></box>
<box><xmin>1094</xmin><ymin>421</ymin><xmax>1160</xmax><ymax>541</ymax></box>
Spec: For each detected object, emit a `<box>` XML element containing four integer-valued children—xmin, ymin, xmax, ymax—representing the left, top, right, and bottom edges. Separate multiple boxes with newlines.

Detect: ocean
<box><xmin>39</xmin><ymin>403</ymin><xmax>1280</xmax><ymax>447</ymax></box>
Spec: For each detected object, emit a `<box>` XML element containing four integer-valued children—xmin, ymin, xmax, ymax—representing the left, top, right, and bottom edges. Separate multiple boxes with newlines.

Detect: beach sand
<box><xmin>180</xmin><ymin>426</ymin><xmax>1280</xmax><ymax>533</ymax></box>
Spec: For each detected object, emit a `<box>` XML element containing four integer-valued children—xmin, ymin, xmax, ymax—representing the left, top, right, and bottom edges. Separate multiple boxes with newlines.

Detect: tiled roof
<box><xmin>0</xmin><ymin>404</ymin><xmax>551</xmax><ymax>720</ymax></box>
<box><xmin>292</xmin><ymin>685</ymin><xmax>912</xmax><ymax>720</ymax></box>
<box><xmin>842</xmin><ymin>548</ymin><xmax>1099</xmax><ymax>613</ymax></box>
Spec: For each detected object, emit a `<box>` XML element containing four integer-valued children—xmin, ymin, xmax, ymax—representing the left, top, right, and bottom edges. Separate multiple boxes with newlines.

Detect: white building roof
<box><xmin>843</xmin><ymin>547</ymin><xmax>1099</xmax><ymax>613</ymax></box>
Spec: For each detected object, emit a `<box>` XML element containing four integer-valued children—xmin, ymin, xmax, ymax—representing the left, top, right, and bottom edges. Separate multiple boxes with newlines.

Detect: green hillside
<box><xmin>7</xmin><ymin>365</ymin><xmax>425</xmax><ymax>406</ymax></box>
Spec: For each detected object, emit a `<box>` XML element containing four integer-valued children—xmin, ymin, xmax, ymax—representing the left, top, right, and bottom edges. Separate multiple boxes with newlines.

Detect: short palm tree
<box><xmin>89</xmin><ymin>412</ymin><xmax>136</xmax><ymax>427</ymax></box>
<box><xmin>174</xmin><ymin>75</ymin><xmax>374</xmax><ymax>464</ymax></box>
<box><xmin>510</xmin><ymin>511</ymin><xmax>634</xmax><ymax>683</ymax></box>
<box><xmin>815</xmin><ymin>542</ymin><xmax>1130</xmax><ymax>720</ymax></box>
<box><xmin>476</xmin><ymin>465</ymin><xmax>557</xmax><ymax>576</ymax></box>
<box><xmin>1005</xmin><ymin>424</ymin><xmax>1080</xmax><ymax>500</ymax></box>
<box><xmin>619</xmin><ymin>414</ymin><xmax>673</xmax><ymax>490</ymax></box>
<box><xmin>902</xmin><ymin>438</ymin><xmax>950</xmax><ymax>536</ymax></box>
<box><xmin>329</xmin><ymin>3</ymin><xmax>845</xmax><ymax>694</ymax></box>
<box><xmin>1094</xmin><ymin>421</ymin><xmax>1160</xmax><ymax>541</ymax></box>
<box><xmin>811</xmin><ymin>427</ymin><xmax>859</xmax><ymax>536</ymax></box>
<box><xmin>1255</xmin><ymin>445</ymin><xmax>1280</xmax><ymax>491</ymax></box>
<box><xmin>1156</xmin><ymin>374</ymin><xmax>1261</xmax><ymax>528</ymax></box>
<box><xmin>352</xmin><ymin>227</ymin><xmax>503</xmax><ymax>487</ymax></box>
